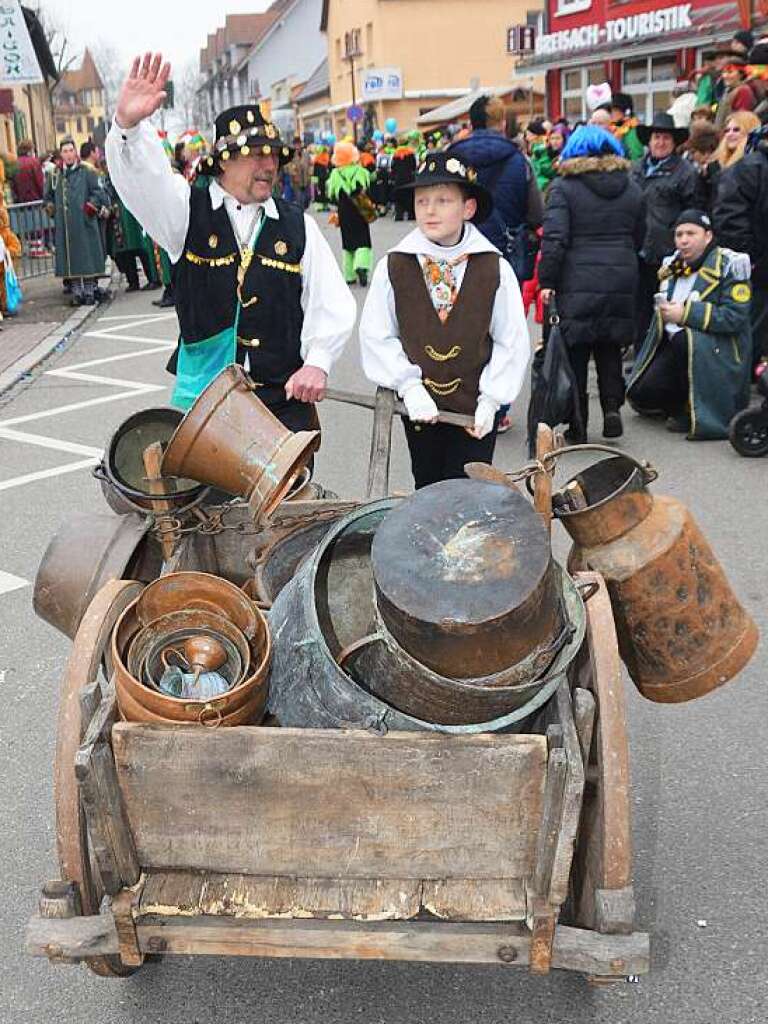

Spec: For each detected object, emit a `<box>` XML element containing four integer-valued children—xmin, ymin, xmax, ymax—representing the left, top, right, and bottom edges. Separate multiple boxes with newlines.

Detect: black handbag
<box><xmin>526</xmin><ymin>301</ymin><xmax>584</xmax><ymax>455</ymax></box>
<box><xmin>502</xmin><ymin>222</ymin><xmax>537</xmax><ymax>282</ymax></box>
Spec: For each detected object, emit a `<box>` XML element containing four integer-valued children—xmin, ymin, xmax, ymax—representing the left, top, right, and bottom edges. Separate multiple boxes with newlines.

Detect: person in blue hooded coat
<box><xmin>538</xmin><ymin>125</ymin><xmax>646</xmax><ymax>440</ymax></box>
<box><xmin>448</xmin><ymin>95</ymin><xmax>534</xmax><ymax>257</ymax></box>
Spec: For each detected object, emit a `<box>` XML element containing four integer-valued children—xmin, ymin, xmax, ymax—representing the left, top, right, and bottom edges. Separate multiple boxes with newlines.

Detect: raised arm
<box><xmin>105</xmin><ymin>53</ymin><xmax>189</xmax><ymax>262</ymax></box>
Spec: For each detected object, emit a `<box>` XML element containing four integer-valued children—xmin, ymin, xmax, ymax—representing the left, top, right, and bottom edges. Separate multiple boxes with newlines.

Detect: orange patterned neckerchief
<box><xmin>421</xmin><ymin>254</ymin><xmax>470</xmax><ymax>322</ymax></box>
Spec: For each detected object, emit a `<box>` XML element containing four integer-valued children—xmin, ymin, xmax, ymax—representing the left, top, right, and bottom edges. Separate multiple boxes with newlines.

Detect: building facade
<box><xmin>295</xmin><ymin>59</ymin><xmax>332</xmax><ymax>141</ymax></box>
<box><xmin>321</xmin><ymin>0</ymin><xmax>542</xmax><ymax>137</ymax></box>
<box><xmin>518</xmin><ymin>0</ymin><xmax>768</xmax><ymax>122</ymax></box>
<box><xmin>198</xmin><ymin>13</ymin><xmax>278</xmax><ymax>130</ymax></box>
<box><xmin>52</xmin><ymin>50</ymin><xmax>105</xmax><ymax>149</ymax></box>
<box><xmin>238</xmin><ymin>0</ymin><xmax>327</xmax><ymax>138</ymax></box>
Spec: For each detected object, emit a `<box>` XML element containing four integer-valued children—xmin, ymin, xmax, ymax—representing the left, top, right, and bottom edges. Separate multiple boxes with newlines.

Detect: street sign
<box><xmin>507</xmin><ymin>25</ymin><xmax>536</xmax><ymax>54</ymax></box>
<box><xmin>0</xmin><ymin>0</ymin><xmax>43</xmax><ymax>85</ymax></box>
<box><xmin>347</xmin><ymin>104</ymin><xmax>364</xmax><ymax>123</ymax></box>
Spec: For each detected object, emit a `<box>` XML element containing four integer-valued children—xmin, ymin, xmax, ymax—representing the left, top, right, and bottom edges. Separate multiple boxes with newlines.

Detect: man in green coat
<box><xmin>45</xmin><ymin>138</ymin><xmax>108</xmax><ymax>305</ymax></box>
<box><xmin>627</xmin><ymin>209</ymin><xmax>752</xmax><ymax>439</ymax></box>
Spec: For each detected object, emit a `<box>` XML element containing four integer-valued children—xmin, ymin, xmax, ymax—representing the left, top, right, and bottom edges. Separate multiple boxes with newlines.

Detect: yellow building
<box><xmin>321</xmin><ymin>0</ymin><xmax>542</xmax><ymax>137</ymax></box>
<box><xmin>53</xmin><ymin>50</ymin><xmax>106</xmax><ymax>150</ymax></box>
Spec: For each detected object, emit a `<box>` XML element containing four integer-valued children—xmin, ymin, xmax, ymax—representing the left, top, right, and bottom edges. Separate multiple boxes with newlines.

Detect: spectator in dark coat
<box><xmin>630</xmin><ymin>112</ymin><xmax>702</xmax><ymax>350</ymax></box>
<box><xmin>449</xmin><ymin>94</ymin><xmax>538</xmax><ymax>255</ymax></box>
<box><xmin>714</xmin><ymin>122</ymin><xmax>768</xmax><ymax>364</ymax></box>
<box><xmin>539</xmin><ymin>125</ymin><xmax>646</xmax><ymax>441</ymax></box>
<box><xmin>12</xmin><ymin>138</ymin><xmax>44</xmax><ymax>203</ymax></box>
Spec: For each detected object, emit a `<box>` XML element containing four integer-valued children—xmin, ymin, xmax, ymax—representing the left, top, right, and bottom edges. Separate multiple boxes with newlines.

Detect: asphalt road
<box><xmin>1</xmin><ymin>213</ymin><xmax>766</xmax><ymax>1024</ymax></box>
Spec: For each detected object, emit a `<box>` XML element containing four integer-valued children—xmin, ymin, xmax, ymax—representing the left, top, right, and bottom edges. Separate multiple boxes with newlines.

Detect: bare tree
<box><xmin>91</xmin><ymin>39</ymin><xmax>127</xmax><ymax>119</ymax></box>
<box><xmin>31</xmin><ymin>5</ymin><xmax>78</xmax><ymax>101</ymax></box>
<box><xmin>174</xmin><ymin>60</ymin><xmax>205</xmax><ymax>130</ymax></box>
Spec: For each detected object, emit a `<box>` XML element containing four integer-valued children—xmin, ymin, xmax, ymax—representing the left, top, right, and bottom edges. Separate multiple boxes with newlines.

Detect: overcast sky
<box><xmin>39</xmin><ymin>0</ymin><xmax>272</xmax><ymax>76</ymax></box>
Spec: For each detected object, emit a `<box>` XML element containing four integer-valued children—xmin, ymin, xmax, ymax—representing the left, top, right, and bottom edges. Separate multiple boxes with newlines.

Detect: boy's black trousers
<box><xmin>402</xmin><ymin>420</ymin><xmax>498</xmax><ymax>490</ymax></box>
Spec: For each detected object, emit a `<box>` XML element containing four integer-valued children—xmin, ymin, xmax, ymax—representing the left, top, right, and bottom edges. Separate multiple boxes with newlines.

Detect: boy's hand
<box><xmin>467</xmin><ymin>395</ymin><xmax>499</xmax><ymax>439</ymax></box>
<box><xmin>402</xmin><ymin>382</ymin><xmax>439</xmax><ymax>423</ymax></box>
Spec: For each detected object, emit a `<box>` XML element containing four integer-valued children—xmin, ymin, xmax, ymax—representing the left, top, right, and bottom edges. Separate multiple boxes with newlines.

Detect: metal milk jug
<box><xmin>552</xmin><ymin>451</ymin><xmax>758</xmax><ymax>703</ymax></box>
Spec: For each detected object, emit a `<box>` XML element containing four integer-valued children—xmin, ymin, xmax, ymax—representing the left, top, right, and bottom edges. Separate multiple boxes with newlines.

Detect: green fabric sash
<box><xmin>171</xmin><ymin>210</ymin><xmax>266</xmax><ymax>411</ymax></box>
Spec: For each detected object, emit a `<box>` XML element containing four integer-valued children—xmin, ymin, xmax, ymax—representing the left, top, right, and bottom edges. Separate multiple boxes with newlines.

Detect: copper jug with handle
<box><xmin>547</xmin><ymin>446</ymin><xmax>758</xmax><ymax>703</ymax></box>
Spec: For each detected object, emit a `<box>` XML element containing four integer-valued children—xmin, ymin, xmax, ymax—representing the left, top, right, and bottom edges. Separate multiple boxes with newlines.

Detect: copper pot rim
<box><xmin>136</xmin><ymin>570</ymin><xmax>262</xmax><ymax>639</ymax></box>
<box><xmin>554</xmin><ymin>454</ymin><xmax>652</xmax><ymax>521</ymax></box>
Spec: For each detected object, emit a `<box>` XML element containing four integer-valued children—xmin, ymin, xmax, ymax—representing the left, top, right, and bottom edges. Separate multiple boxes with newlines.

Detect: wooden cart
<box><xmin>26</xmin><ymin>394</ymin><xmax>650</xmax><ymax>983</ymax></box>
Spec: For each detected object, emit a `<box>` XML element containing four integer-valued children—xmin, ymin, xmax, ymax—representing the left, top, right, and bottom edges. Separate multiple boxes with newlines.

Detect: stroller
<box><xmin>729</xmin><ymin>360</ymin><xmax>768</xmax><ymax>457</ymax></box>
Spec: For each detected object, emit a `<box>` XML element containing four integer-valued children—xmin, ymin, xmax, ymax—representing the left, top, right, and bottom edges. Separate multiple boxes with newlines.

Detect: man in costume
<box><xmin>627</xmin><ymin>210</ymin><xmax>752</xmax><ymax>439</ymax></box>
<box><xmin>106</xmin><ymin>53</ymin><xmax>355</xmax><ymax>428</ymax></box>
<box><xmin>45</xmin><ymin>138</ymin><xmax>108</xmax><ymax>306</ymax></box>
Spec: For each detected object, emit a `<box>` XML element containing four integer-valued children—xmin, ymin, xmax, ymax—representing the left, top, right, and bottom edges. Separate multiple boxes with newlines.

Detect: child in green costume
<box><xmin>327</xmin><ymin>142</ymin><xmax>374</xmax><ymax>287</ymax></box>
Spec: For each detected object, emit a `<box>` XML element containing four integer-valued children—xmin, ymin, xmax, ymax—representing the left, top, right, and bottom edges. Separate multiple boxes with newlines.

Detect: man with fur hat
<box><xmin>630</xmin><ymin>113</ymin><xmax>703</xmax><ymax>349</ymax></box>
<box><xmin>627</xmin><ymin>209</ymin><xmax>752</xmax><ymax>438</ymax></box>
<box><xmin>106</xmin><ymin>53</ymin><xmax>355</xmax><ymax>426</ymax></box>
<box><xmin>359</xmin><ymin>153</ymin><xmax>530</xmax><ymax>488</ymax></box>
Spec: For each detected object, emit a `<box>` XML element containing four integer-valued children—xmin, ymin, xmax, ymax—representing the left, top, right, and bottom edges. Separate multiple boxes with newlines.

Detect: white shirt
<box><xmin>359</xmin><ymin>223</ymin><xmax>531</xmax><ymax>408</ymax></box>
<box><xmin>105</xmin><ymin>118</ymin><xmax>356</xmax><ymax>375</ymax></box>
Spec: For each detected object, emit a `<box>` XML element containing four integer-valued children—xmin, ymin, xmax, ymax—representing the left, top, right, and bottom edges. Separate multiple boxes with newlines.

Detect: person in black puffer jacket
<box><xmin>714</xmin><ymin>123</ymin><xmax>768</xmax><ymax>366</ymax></box>
<box><xmin>449</xmin><ymin>94</ymin><xmax>538</xmax><ymax>256</ymax></box>
<box><xmin>629</xmin><ymin>113</ymin><xmax>702</xmax><ymax>350</ymax></box>
<box><xmin>539</xmin><ymin>125</ymin><xmax>646</xmax><ymax>440</ymax></box>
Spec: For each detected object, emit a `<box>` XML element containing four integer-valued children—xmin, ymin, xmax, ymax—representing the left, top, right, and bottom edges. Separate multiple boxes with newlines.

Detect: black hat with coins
<box><xmin>201</xmin><ymin>104</ymin><xmax>294</xmax><ymax>175</ymax></box>
<box><xmin>394</xmin><ymin>151</ymin><xmax>493</xmax><ymax>224</ymax></box>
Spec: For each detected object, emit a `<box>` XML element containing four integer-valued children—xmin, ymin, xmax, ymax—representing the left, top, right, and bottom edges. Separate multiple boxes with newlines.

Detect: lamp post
<box><xmin>343</xmin><ymin>31</ymin><xmax>362</xmax><ymax>144</ymax></box>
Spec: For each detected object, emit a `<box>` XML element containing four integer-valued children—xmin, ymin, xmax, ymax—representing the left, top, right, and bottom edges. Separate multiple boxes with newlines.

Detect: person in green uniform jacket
<box><xmin>104</xmin><ymin>174</ymin><xmax>154</xmax><ymax>291</ymax></box>
<box><xmin>327</xmin><ymin>142</ymin><xmax>374</xmax><ymax>287</ymax></box>
<box><xmin>44</xmin><ymin>137</ymin><xmax>108</xmax><ymax>305</ymax></box>
<box><xmin>627</xmin><ymin>209</ymin><xmax>752</xmax><ymax>439</ymax></box>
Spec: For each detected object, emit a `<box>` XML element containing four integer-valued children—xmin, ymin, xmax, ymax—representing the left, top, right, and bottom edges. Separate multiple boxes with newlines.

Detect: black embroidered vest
<box><xmin>388</xmin><ymin>252</ymin><xmax>499</xmax><ymax>415</ymax></box>
<box><xmin>173</xmin><ymin>187</ymin><xmax>306</xmax><ymax>385</ymax></box>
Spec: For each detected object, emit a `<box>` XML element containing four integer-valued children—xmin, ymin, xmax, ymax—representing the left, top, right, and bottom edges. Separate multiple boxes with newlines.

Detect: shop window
<box><xmin>651</xmin><ymin>56</ymin><xmax>677</xmax><ymax>82</ymax></box>
<box><xmin>563</xmin><ymin>96</ymin><xmax>583</xmax><ymax>119</ymax></box>
<box><xmin>623</xmin><ymin>59</ymin><xmax>648</xmax><ymax>86</ymax></box>
<box><xmin>587</xmin><ymin>65</ymin><xmax>605</xmax><ymax>85</ymax></box>
<box><xmin>55</xmin><ymin>119</ymin><xmax>66</xmax><ymax>134</ymax></box>
<box><xmin>76</xmin><ymin>117</ymin><xmax>82</xmax><ymax>134</ymax></box>
<box><xmin>561</xmin><ymin>64</ymin><xmax>605</xmax><ymax>121</ymax></box>
<box><xmin>563</xmin><ymin>69</ymin><xmax>581</xmax><ymax>92</ymax></box>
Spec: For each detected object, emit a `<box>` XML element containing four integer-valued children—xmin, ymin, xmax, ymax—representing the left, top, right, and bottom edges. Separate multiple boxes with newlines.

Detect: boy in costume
<box><xmin>359</xmin><ymin>152</ymin><xmax>530</xmax><ymax>488</ymax></box>
<box><xmin>627</xmin><ymin>209</ymin><xmax>752</xmax><ymax>438</ymax></box>
<box><xmin>327</xmin><ymin>142</ymin><xmax>374</xmax><ymax>287</ymax></box>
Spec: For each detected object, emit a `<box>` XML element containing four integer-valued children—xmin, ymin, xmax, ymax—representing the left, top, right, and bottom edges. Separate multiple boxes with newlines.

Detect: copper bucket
<box><xmin>552</xmin><ymin>448</ymin><xmax>758</xmax><ymax>703</ymax></box>
<box><xmin>161</xmin><ymin>365</ymin><xmax>320</xmax><ymax>524</ymax></box>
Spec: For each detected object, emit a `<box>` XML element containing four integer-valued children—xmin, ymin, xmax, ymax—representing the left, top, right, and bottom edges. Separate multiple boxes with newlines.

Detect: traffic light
<box><xmin>163</xmin><ymin>80</ymin><xmax>175</xmax><ymax>109</ymax></box>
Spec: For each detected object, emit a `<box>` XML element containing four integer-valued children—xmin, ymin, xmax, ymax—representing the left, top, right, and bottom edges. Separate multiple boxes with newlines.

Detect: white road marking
<box><xmin>0</xmin><ymin>570</ymin><xmax>29</xmax><ymax>595</ymax></box>
<box><xmin>0</xmin><ymin>427</ymin><xmax>102</xmax><ymax>457</ymax></box>
<box><xmin>0</xmin><ymin>457</ymin><xmax>98</xmax><ymax>492</ymax></box>
<box><xmin>0</xmin><ymin>317</ymin><xmax>175</xmax><ymax>490</ymax></box>
<box><xmin>98</xmin><ymin>313</ymin><xmax>176</xmax><ymax>322</ymax></box>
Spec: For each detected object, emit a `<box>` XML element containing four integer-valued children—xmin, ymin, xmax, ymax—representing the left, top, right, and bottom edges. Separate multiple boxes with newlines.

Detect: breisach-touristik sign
<box><xmin>535</xmin><ymin>3</ymin><xmax>692</xmax><ymax>55</ymax></box>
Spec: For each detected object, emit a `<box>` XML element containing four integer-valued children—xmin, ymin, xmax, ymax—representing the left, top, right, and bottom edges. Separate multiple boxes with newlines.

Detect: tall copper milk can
<box><xmin>553</xmin><ymin>451</ymin><xmax>758</xmax><ymax>703</ymax></box>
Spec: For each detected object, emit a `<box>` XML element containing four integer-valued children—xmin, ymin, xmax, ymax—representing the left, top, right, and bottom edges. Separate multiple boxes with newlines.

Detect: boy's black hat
<box><xmin>395</xmin><ymin>151</ymin><xmax>493</xmax><ymax>223</ymax></box>
<box><xmin>200</xmin><ymin>104</ymin><xmax>293</xmax><ymax>175</ymax></box>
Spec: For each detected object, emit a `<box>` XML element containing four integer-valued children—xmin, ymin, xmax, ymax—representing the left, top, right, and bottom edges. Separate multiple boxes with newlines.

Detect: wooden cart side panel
<box><xmin>137</xmin><ymin>871</ymin><xmax>528</xmax><ymax>923</ymax></box>
<box><xmin>112</xmin><ymin>726</ymin><xmax>547</xmax><ymax>881</ymax></box>
<box><xmin>571</xmin><ymin>572</ymin><xmax>635</xmax><ymax>934</ymax></box>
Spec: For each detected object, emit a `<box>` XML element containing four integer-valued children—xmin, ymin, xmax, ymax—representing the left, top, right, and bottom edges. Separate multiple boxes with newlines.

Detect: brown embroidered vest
<box><xmin>388</xmin><ymin>252</ymin><xmax>499</xmax><ymax>415</ymax></box>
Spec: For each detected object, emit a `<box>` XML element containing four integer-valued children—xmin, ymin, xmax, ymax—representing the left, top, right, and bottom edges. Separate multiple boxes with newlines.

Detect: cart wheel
<box><xmin>54</xmin><ymin>579</ymin><xmax>144</xmax><ymax>977</ymax></box>
<box><xmin>728</xmin><ymin>406</ymin><xmax>768</xmax><ymax>458</ymax></box>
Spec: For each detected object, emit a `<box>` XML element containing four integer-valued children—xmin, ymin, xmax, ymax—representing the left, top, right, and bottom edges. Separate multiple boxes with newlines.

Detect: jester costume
<box><xmin>327</xmin><ymin>143</ymin><xmax>373</xmax><ymax>286</ymax></box>
<box><xmin>627</xmin><ymin>244</ymin><xmax>753</xmax><ymax>439</ymax></box>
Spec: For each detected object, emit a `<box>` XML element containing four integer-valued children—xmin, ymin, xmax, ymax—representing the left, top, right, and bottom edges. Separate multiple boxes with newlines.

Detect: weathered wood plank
<box><xmin>572</xmin><ymin>573</ymin><xmax>635</xmax><ymax>934</ymax></box>
<box><xmin>421</xmin><ymin>879</ymin><xmax>526</xmax><ymax>922</ymax></box>
<box><xmin>26</xmin><ymin>914</ymin><xmax>650</xmax><ymax>976</ymax></box>
<box><xmin>140</xmin><ymin>871</ymin><xmax>422</xmax><ymax>922</ymax></box>
<box><xmin>548</xmin><ymin>683</ymin><xmax>586</xmax><ymax>907</ymax></box>
<box><xmin>38</xmin><ymin>881</ymin><xmax>82</xmax><ymax>965</ymax></box>
<box><xmin>75</xmin><ymin>689</ymin><xmax>140</xmax><ymax>896</ymax></box>
<box><xmin>366</xmin><ymin>387</ymin><xmax>395</xmax><ymax>500</ymax></box>
<box><xmin>573</xmin><ymin>687</ymin><xmax>596</xmax><ymax>766</ymax></box>
<box><xmin>532</xmin><ymin>747</ymin><xmax>567</xmax><ymax>899</ymax></box>
<box><xmin>109</xmin><ymin>883</ymin><xmax>145</xmax><ymax>966</ymax></box>
<box><xmin>26</xmin><ymin>914</ymin><xmax>120</xmax><ymax>960</ymax></box>
<box><xmin>113</xmin><ymin>726</ymin><xmax>547</xmax><ymax>880</ymax></box>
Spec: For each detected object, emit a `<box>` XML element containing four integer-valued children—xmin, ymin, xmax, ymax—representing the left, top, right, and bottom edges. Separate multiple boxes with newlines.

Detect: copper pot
<box><xmin>34</xmin><ymin>511</ymin><xmax>161</xmax><ymax>639</ymax></box>
<box><xmin>136</xmin><ymin>571</ymin><xmax>260</xmax><ymax>639</ymax></box>
<box><xmin>161</xmin><ymin>365</ymin><xmax>320</xmax><ymax>524</ymax></box>
<box><xmin>113</xmin><ymin>600</ymin><xmax>271</xmax><ymax>725</ymax></box>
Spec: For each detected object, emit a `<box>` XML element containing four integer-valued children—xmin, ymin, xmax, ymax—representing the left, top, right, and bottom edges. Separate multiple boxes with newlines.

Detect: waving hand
<box><xmin>115</xmin><ymin>53</ymin><xmax>171</xmax><ymax>129</ymax></box>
